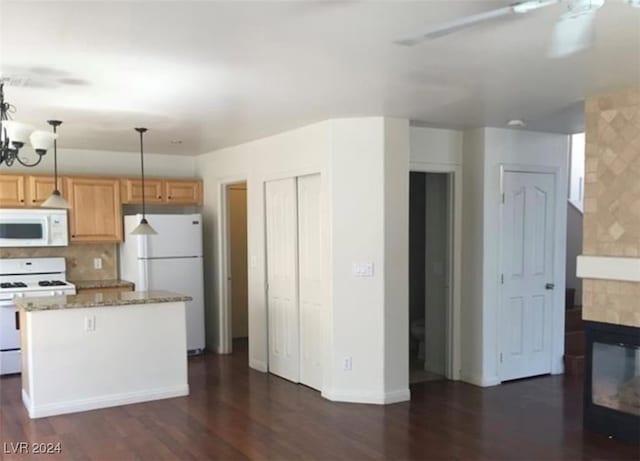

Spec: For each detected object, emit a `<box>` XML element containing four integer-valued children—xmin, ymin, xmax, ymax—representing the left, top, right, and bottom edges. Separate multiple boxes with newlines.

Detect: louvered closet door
<box><xmin>500</xmin><ymin>171</ymin><xmax>555</xmax><ymax>381</ymax></box>
<box><xmin>298</xmin><ymin>174</ymin><xmax>323</xmax><ymax>391</ymax></box>
<box><xmin>265</xmin><ymin>178</ymin><xmax>300</xmax><ymax>383</ymax></box>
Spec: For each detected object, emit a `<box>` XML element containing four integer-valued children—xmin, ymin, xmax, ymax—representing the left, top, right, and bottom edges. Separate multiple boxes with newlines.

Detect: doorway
<box><xmin>226</xmin><ymin>182</ymin><xmax>249</xmax><ymax>355</ymax></box>
<box><xmin>409</xmin><ymin>172</ymin><xmax>452</xmax><ymax>384</ymax></box>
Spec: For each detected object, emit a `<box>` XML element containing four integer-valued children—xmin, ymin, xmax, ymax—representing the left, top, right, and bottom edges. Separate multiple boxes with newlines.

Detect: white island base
<box><xmin>18</xmin><ymin>293</ymin><xmax>190</xmax><ymax>419</ymax></box>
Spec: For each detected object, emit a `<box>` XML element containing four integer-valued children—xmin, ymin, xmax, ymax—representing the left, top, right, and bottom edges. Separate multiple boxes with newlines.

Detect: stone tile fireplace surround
<box><xmin>579</xmin><ymin>88</ymin><xmax>640</xmax><ymax>443</ymax></box>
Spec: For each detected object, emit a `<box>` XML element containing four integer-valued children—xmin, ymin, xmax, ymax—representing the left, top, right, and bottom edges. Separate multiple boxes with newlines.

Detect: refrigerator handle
<box><xmin>139</xmin><ymin>233</ymin><xmax>149</xmax><ymax>259</ymax></box>
<box><xmin>138</xmin><ymin>259</ymin><xmax>149</xmax><ymax>291</ymax></box>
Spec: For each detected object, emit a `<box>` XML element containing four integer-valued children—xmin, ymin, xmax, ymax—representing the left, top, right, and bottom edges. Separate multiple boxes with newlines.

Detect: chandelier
<box><xmin>0</xmin><ymin>82</ymin><xmax>58</xmax><ymax>167</ymax></box>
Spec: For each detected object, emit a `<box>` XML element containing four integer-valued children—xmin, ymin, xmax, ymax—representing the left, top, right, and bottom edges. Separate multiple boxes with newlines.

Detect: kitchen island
<box><xmin>14</xmin><ymin>290</ymin><xmax>192</xmax><ymax>419</ymax></box>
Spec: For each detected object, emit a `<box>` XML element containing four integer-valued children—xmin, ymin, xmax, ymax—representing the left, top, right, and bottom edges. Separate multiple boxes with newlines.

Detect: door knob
<box><xmin>545</xmin><ymin>283</ymin><xmax>555</xmax><ymax>290</ymax></box>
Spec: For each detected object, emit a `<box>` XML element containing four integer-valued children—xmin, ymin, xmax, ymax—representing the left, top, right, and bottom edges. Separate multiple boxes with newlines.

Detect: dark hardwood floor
<box><xmin>1</xmin><ymin>340</ymin><xmax>638</xmax><ymax>460</ymax></box>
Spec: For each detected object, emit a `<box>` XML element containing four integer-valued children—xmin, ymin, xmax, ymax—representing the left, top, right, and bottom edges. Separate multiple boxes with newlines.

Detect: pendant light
<box><xmin>41</xmin><ymin>120</ymin><xmax>70</xmax><ymax>209</ymax></box>
<box><xmin>130</xmin><ymin>127</ymin><xmax>157</xmax><ymax>235</ymax></box>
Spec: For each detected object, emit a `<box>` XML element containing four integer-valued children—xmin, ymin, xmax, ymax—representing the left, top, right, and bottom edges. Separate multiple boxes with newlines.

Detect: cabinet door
<box><xmin>27</xmin><ymin>175</ymin><xmax>65</xmax><ymax>207</ymax></box>
<box><xmin>66</xmin><ymin>177</ymin><xmax>122</xmax><ymax>243</ymax></box>
<box><xmin>164</xmin><ymin>180</ymin><xmax>202</xmax><ymax>205</ymax></box>
<box><xmin>121</xmin><ymin>178</ymin><xmax>164</xmax><ymax>205</ymax></box>
<box><xmin>0</xmin><ymin>175</ymin><xmax>26</xmax><ymax>207</ymax></box>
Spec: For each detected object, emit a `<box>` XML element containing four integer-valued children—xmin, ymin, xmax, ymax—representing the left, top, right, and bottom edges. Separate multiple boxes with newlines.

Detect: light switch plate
<box><xmin>352</xmin><ymin>262</ymin><xmax>374</xmax><ymax>278</ymax></box>
<box><xmin>93</xmin><ymin>258</ymin><xmax>102</xmax><ymax>270</ymax></box>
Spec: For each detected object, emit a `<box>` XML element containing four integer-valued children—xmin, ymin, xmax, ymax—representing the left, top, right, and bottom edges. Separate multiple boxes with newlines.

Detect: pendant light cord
<box><xmin>53</xmin><ymin>125</ymin><xmax>58</xmax><ymax>191</ymax></box>
<box><xmin>139</xmin><ymin>129</ymin><xmax>146</xmax><ymax>218</ymax></box>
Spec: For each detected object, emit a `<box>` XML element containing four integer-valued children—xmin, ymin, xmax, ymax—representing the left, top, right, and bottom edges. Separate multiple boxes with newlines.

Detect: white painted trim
<box><xmin>409</xmin><ymin>162</ymin><xmax>462</xmax><ymax>381</ymax></box>
<box><xmin>322</xmin><ymin>387</ymin><xmax>411</xmax><ymax>404</ymax></box>
<box><xmin>218</xmin><ymin>176</ymin><xmax>249</xmax><ymax>355</ymax></box>
<box><xmin>23</xmin><ymin>385</ymin><xmax>189</xmax><ymax>419</ymax></box>
<box><xmin>249</xmin><ymin>358</ymin><xmax>268</xmax><ymax>373</ymax></box>
<box><xmin>460</xmin><ymin>372</ymin><xmax>500</xmax><ymax>388</ymax></box>
<box><xmin>577</xmin><ymin>255</ymin><xmax>640</xmax><ymax>282</ymax></box>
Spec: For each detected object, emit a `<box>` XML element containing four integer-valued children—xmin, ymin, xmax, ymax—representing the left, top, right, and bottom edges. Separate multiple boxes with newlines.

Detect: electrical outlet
<box><xmin>93</xmin><ymin>258</ymin><xmax>102</xmax><ymax>270</ymax></box>
<box><xmin>84</xmin><ymin>315</ymin><xmax>96</xmax><ymax>332</ymax></box>
<box><xmin>342</xmin><ymin>356</ymin><xmax>352</xmax><ymax>371</ymax></box>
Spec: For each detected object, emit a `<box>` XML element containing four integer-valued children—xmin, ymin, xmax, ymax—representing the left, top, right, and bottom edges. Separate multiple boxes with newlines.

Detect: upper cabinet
<box><xmin>121</xmin><ymin>178</ymin><xmax>202</xmax><ymax>206</ymax></box>
<box><xmin>121</xmin><ymin>178</ymin><xmax>165</xmax><ymax>205</ymax></box>
<box><xmin>164</xmin><ymin>179</ymin><xmax>202</xmax><ymax>205</ymax></box>
<box><xmin>65</xmin><ymin>177</ymin><xmax>123</xmax><ymax>243</ymax></box>
<box><xmin>27</xmin><ymin>175</ymin><xmax>62</xmax><ymax>206</ymax></box>
<box><xmin>0</xmin><ymin>174</ymin><xmax>26</xmax><ymax>207</ymax></box>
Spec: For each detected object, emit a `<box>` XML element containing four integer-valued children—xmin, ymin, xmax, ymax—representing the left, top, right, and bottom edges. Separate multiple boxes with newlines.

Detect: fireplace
<box><xmin>584</xmin><ymin>321</ymin><xmax>640</xmax><ymax>443</ymax></box>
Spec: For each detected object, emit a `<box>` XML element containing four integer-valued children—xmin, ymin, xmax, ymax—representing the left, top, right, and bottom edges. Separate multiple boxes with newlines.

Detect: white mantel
<box><xmin>576</xmin><ymin>255</ymin><xmax>640</xmax><ymax>283</ymax></box>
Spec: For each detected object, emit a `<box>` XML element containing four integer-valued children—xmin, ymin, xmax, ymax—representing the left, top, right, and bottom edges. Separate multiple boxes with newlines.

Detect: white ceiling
<box><xmin>1</xmin><ymin>0</ymin><xmax>639</xmax><ymax>155</ymax></box>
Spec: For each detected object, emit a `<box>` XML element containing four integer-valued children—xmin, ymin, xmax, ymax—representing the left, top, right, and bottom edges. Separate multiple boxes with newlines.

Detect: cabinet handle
<box><xmin>158</xmin><ymin>196</ymin><xmax>162</xmax><ymax>199</ymax></box>
<box><xmin>168</xmin><ymin>196</ymin><xmax>172</xmax><ymax>199</ymax></box>
<box><xmin>20</xmin><ymin>199</ymin><xmax>24</xmax><ymax>203</ymax></box>
<box><xmin>32</xmin><ymin>199</ymin><xmax>36</xmax><ymax>203</ymax></box>
<box><xmin>15</xmin><ymin>311</ymin><xmax>19</xmax><ymax>330</ymax></box>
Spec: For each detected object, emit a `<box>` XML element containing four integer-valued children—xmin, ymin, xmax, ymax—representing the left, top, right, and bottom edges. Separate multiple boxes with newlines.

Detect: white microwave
<box><xmin>0</xmin><ymin>209</ymin><xmax>69</xmax><ymax>247</ymax></box>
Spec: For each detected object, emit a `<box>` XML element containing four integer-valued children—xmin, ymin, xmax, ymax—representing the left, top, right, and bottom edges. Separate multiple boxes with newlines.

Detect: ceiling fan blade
<box><xmin>548</xmin><ymin>11</ymin><xmax>596</xmax><ymax>58</ymax></box>
<box><xmin>395</xmin><ymin>6</ymin><xmax>513</xmax><ymax>46</ymax></box>
<box><xmin>395</xmin><ymin>1</ymin><xmax>559</xmax><ymax>47</ymax></box>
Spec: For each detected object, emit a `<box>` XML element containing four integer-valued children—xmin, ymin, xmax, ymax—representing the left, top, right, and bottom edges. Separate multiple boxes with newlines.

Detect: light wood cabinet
<box><xmin>65</xmin><ymin>177</ymin><xmax>122</xmax><ymax>243</ymax></box>
<box><xmin>27</xmin><ymin>175</ymin><xmax>64</xmax><ymax>206</ymax></box>
<box><xmin>0</xmin><ymin>174</ymin><xmax>26</xmax><ymax>207</ymax></box>
<box><xmin>1</xmin><ymin>173</ymin><xmax>200</xmax><ymax>218</ymax></box>
<box><xmin>121</xmin><ymin>178</ymin><xmax>165</xmax><ymax>205</ymax></box>
<box><xmin>164</xmin><ymin>179</ymin><xmax>202</xmax><ymax>205</ymax></box>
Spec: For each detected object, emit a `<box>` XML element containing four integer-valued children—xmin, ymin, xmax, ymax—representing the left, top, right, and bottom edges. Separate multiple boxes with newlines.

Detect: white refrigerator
<box><xmin>120</xmin><ymin>213</ymin><xmax>205</xmax><ymax>354</ymax></box>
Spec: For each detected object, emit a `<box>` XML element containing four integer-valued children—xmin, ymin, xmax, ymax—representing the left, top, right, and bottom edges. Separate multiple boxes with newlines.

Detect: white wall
<box><xmin>462</xmin><ymin>127</ymin><xmax>569</xmax><ymax>386</ymax></box>
<box><xmin>197</xmin><ymin>117</ymin><xmax>410</xmax><ymax>404</ymax></box>
<box><xmin>324</xmin><ymin>118</ymin><xmax>387</xmax><ymax>401</ymax></box>
<box><xmin>195</xmin><ymin>121</ymin><xmax>329</xmax><ymax>372</ymax></box>
<box><xmin>6</xmin><ymin>148</ymin><xmax>197</xmax><ymax>178</ymax></box>
<box><xmin>461</xmin><ymin>128</ymin><xmax>486</xmax><ymax>384</ymax></box>
<box><xmin>383</xmin><ymin>119</ymin><xmax>410</xmax><ymax>399</ymax></box>
<box><xmin>410</xmin><ymin>126</ymin><xmax>462</xmax><ymax>166</ymax></box>
<box><xmin>566</xmin><ymin>203</ymin><xmax>583</xmax><ymax>305</ymax></box>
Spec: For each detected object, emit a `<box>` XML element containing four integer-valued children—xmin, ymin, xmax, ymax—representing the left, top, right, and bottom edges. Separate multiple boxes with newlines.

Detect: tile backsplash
<box><xmin>0</xmin><ymin>244</ymin><xmax>117</xmax><ymax>281</ymax></box>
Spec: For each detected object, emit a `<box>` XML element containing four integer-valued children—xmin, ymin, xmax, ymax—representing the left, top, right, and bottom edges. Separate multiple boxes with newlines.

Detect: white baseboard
<box><xmin>460</xmin><ymin>372</ymin><xmax>500</xmax><ymax>387</ymax></box>
<box><xmin>23</xmin><ymin>385</ymin><xmax>189</xmax><ymax>419</ymax></box>
<box><xmin>322</xmin><ymin>387</ymin><xmax>411</xmax><ymax>404</ymax></box>
<box><xmin>249</xmin><ymin>358</ymin><xmax>268</xmax><ymax>373</ymax></box>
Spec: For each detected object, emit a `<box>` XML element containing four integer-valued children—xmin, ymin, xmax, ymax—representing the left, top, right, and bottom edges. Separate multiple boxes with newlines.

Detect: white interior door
<box><xmin>265</xmin><ymin>178</ymin><xmax>300</xmax><ymax>383</ymax></box>
<box><xmin>500</xmin><ymin>171</ymin><xmax>555</xmax><ymax>381</ymax></box>
<box><xmin>297</xmin><ymin>174</ymin><xmax>323</xmax><ymax>390</ymax></box>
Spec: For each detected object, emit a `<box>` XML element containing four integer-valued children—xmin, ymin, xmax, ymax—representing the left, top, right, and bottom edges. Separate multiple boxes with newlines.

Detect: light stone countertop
<box><xmin>14</xmin><ymin>290</ymin><xmax>192</xmax><ymax>312</ymax></box>
<box><xmin>72</xmin><ymin>279</ymin><xmax>136</xmax><ymax>290</ymax></box>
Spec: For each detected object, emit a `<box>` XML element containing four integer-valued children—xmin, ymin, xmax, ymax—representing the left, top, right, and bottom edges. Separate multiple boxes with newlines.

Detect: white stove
<box><xmin>0</xmin><ymin>258</ymin><xmax>76</xmax><ymax>375</ymax></box>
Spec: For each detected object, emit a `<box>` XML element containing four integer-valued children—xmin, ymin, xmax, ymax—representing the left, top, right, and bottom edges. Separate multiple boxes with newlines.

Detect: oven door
<box><xmin>0</xmin><ymin>300</ymin><xmax>20</xmax><ymax>351</ymax></box>
<box><xmin>0</xmin><ymin>217</ymin><xmax>48</xmax><ymax>247</ymax></box>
